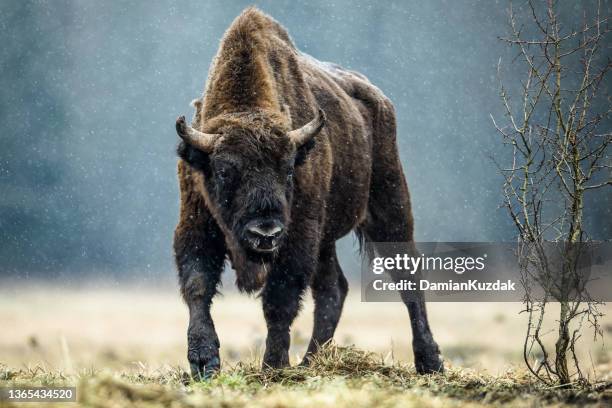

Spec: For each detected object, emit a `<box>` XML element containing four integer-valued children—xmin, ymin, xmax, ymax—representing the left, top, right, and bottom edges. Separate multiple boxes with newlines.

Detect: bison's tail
<box><xmin>354</xmin><ymin>226</ymin><xmax>376</xmax><ymax>261</ymax></box>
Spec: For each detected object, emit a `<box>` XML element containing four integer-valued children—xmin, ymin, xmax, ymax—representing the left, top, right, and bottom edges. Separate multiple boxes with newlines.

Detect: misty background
<box><xmin>1</xmin><ymin>0</ymin><xmax>610</xmax><ymax>282</ymax></box>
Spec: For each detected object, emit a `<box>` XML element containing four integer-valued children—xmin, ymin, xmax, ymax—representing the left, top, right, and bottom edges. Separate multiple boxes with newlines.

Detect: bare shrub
<box><xmin>492</xmin><ymin>0</ymin><xmax>611</xmax><ymax>386</ymax></box>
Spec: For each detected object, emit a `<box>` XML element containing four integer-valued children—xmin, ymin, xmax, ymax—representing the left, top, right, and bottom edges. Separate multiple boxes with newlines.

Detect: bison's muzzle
<box><xmin>244</xmin><ymin>218</ymin><xmax>284</xmax><ymax>253</ymax></box>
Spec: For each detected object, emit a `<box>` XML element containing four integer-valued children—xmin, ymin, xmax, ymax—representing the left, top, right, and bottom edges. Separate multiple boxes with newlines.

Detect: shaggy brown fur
<box><xmin>174</xmin><ymin>7</ymin><xmax>442</xmax><ymax>378</ymax></box>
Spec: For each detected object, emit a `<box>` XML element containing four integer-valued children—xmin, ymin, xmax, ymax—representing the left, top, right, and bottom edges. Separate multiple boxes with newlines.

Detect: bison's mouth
<box><xmin>246</xmin><ymin>235</ymin><xmax>280</xmax><ymax>253</ymax></box>
<box><xmin>244</xmin><ymin>238</ymin><xmax>280</xmax><ymax>261</ymax></box>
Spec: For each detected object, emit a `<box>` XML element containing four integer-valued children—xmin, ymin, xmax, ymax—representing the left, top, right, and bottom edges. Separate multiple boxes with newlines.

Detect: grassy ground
<box><xmin>1</xmin><ymin>285</ymin><xmax>611</xmax><ymax>407</ymax></box>
<box><xmin>2</xmin><ymin>344</ymin><xmax>611</xmax><ymax>407</ymax></box>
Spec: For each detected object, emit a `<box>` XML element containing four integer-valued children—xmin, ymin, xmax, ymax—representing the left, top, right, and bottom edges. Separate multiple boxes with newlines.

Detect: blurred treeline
<box><xmin>0</xmin><ymin>1</ymin><xmax>609</xmax><ymax>279</ymax></box>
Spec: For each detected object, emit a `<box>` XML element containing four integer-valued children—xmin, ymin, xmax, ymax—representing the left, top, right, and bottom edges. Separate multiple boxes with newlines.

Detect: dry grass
<box><xmin>2</xmin><ymin>344</ymin><xmax>611</xmax><ymax>407</ymax></box>
<box><xmin>1</xmin><ymin>285</ymin><xmax>612</xmax><ymax>407</ymax></box>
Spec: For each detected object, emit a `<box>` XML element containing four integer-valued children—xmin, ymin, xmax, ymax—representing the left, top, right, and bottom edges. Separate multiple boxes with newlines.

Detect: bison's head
<box><xmin>175</xmin><ymin>109</ymin><xmax>325</xmax><ymax>259</ymax></box>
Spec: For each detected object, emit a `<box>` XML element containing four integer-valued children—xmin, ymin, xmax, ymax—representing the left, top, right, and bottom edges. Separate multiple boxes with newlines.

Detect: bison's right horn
<box><xmin>175</xmin><ymin>116</ymin><xmax>219</xmax><ymax>153</ymax></box>
<box><xmin>287</xmin><ymin>108</ymin><xmax>326</xmax><ymax>147</ymax></box>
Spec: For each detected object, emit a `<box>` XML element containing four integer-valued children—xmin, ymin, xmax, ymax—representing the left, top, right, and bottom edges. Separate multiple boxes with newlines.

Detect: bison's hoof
<box><xmin>188</xmin><ymin>350</ymin><xmax>220</xmax><ymax>381</ymax></box>
<box><xmin>415</xmin><ymin>353</ymin><xmax>444</xmax><ymax>374</ymax></box>
<box><xmin>298</xmin><ymin>351</ymin><xmax>316</xmax><ymax>367</ymax></box>
<box><xmin>262</xmin><ymin>351</ymin><xmax>290</xmax><ymax>370</ymax></box>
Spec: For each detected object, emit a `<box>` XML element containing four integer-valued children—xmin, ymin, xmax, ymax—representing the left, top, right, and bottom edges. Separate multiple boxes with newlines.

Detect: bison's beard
<box><xmin>235</xmin><ymin>257</ymin><xmax>269</xmax><ymax>293</ymax></box>
<box><xmin>227</xmin><ymin>240</ymin><xmax>274</xmax><ymax>294</ymax></box>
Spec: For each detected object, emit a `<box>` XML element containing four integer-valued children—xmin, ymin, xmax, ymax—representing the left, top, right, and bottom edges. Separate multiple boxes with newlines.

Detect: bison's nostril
<box><xmin>246</xmin><ymin>220</ymin><xmax>284</xmax><ymax>239</ymax></box>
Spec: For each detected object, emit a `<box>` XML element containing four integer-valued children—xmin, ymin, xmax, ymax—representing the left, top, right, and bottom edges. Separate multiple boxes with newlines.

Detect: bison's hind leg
<box><xmin>301</xmin><ymin>243</ymin><xmax>348</xmax><ymax>365</ymax></box>
<box><xmin>360</xmin><ymin>176</ymin><xmax>444</xmax><ymax>374</ymax></box>
<box><xmin>359</xmin><ymin>101</ymin><xmax>444</xmax><ymax>374</ymax></box>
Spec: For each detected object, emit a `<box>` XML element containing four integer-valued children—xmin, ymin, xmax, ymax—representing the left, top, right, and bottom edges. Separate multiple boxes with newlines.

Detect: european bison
<box><xmin>174</xmin><ymin>7</ymin><xmax>443</xmax><ymax>378</ymax></box>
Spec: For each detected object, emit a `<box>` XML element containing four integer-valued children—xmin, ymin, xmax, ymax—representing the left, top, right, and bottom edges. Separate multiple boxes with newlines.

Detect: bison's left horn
<box><xmin>287</xmin><ymin>108</ymin><xmax>326</xmax><ymax>147</ymax></box>
<box><xmin>175</xmin><ymin>116</ymin><xmax>219</xmax><ymax>153</ymax></box>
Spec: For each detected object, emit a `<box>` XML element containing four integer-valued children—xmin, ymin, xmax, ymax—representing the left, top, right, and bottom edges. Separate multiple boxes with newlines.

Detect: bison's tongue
<box><xmin>235</xmin><ymin>258</ymin><xmax>268</xmax><ymax>294</ymax></box>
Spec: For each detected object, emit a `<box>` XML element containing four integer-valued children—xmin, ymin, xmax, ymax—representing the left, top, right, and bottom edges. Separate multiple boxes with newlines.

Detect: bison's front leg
<box><xmin>261</xmin><ymin>244</ymin><xmax>315</xmax><ymax>368</ymax></box>
<box><xmin>184</xmin><ymin>269</ymin><xmax>222</xmax><ymax>380</ymax></box>
<box><xmin>174</xmin><ymin>210</ymin><xmax>226</xmax><ymax>380</ymax></box>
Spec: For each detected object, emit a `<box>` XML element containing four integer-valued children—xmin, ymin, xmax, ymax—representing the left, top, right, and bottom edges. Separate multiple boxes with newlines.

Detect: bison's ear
<box><xmin>175</xmin><ymin>115</ymin><xmax>220</xmax><ymax>153</ymax></box>
<box><xmin>287</xmin><ymin>108</ymin><xmax>326</xmax><ymax>148</ymax></box>
<box><xmin>177</xmin><ymin>140</ymin><xmax>211</xmax><ymax>173</ymax></box>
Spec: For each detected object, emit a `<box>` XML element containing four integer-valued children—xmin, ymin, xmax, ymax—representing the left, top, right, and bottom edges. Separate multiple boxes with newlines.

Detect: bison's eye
<box><xmin>212</xmin><ymin>160</ymin><xmax>238</xmax><ymax>189</ymax></box>
<box><xmin>286</xmin><ymin>167</ymin><xmax>294</xmax><ymax>183</ymax></box>
<box><xmin>216</xmin><ymin>168</ymin><xmax>228</xmax><ymax>182</ymax></box>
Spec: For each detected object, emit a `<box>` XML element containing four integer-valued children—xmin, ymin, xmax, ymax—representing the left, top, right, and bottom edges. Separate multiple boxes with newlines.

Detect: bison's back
<box><xmin>297</xmin><ymin>53</ymin><xmax>397</xmax><ymax>242</ymax></box>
